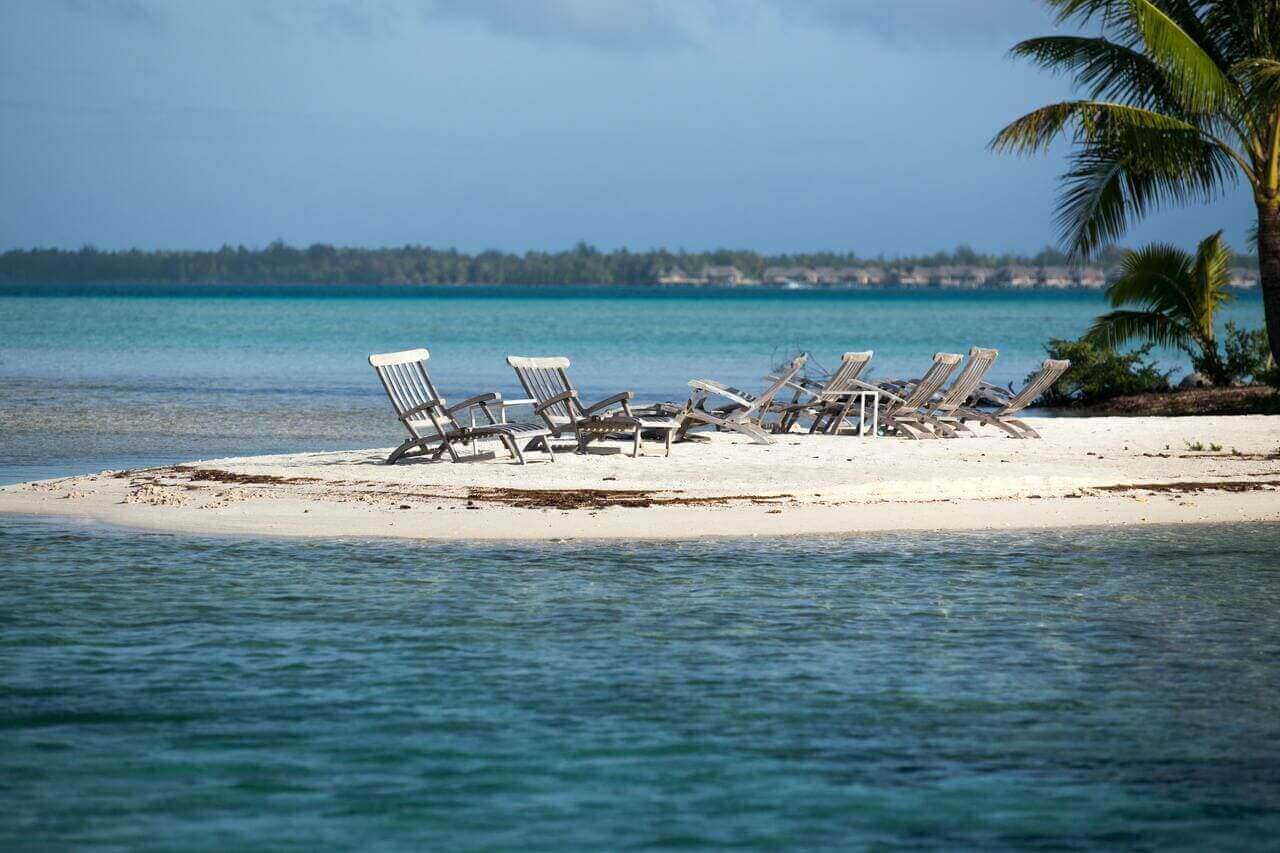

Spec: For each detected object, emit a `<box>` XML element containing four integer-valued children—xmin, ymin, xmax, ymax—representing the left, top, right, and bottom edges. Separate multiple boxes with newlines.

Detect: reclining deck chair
<box><xmin>370</xmin><ymin>349</ymin><xmax>554</xmax><ymax>464</ymax></box>
<box><xmin>771</xmin><ymin>350</ymin><xmax>875</xmax><ymax>434</ymax></box>
<box><xmin>674</xmin><ymin>354</ymin><xmax>808</xmax><ymax>444</ymax></box>
<box><xmin>862</xmin><ymin>352</ymin><xmax>962</xmax><ymax>439</ymax></box>
<box><xmin>506</xmin><ymin>356</ymin><xmax>678</xmax><ymax>456</ymax></box>
<box><xmin>891</xmin><ymin>347</ymin><xmax>999</xmax><ymax>437</ymax></box>
<box><xmin>955</xmin><ymin>358</ymin><xmax>1071</xmax><ymax>438</ymax></box>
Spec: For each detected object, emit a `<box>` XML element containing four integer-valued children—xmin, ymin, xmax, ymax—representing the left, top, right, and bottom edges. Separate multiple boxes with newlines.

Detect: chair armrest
<box><xmin>583</xmin><ymin>390</ymin><xmax>634</xmax><ymax>415</ymax></box>
<box><xmin>499</xmin><ymin>397</ymin><xmax>538</xmax><ymax>408</ymax></box>
<box><xmin>444</xmin><ymin>392</ymin><xmax>502</xmax><ymax>416</ymax></box>
<box><xmin>851</xmin><ymin>378</ymin><xmax>902</xmax><ymax>404</ymax></box>
<box><xmin>971</xmin><ymin>383</ymin><xmax>1013</xmax><ymax>406</ymax></box>
<box><xmin>687</xmin><ymin>379</ymin><xmax>753</xmax><ymax>409</ymax></box>
<box><xmin>533</xmin><ymin>390</ymin><xmax>579</xmax><ymax>415</ymax></box>
<box><xmin>398</xmin><ymin>400</ymin><xmax>446</xmax><ymax>422</ymax></box>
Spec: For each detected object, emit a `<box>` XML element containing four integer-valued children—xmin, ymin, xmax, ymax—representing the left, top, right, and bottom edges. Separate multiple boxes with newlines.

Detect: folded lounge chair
<box><xmin>864</xmin><ymin>352</ymin><xmax>962</xmax><ymax>439</ymax></box>
<box><xmin>506</xmin><ymin>355</ymin><xmax>678</xmax><ymax>456</ymax></box>
<box><xmin>674</xmin><ymin>354</ymin><xmax>808</xmax><ymax>444</ymax></box>
<box><xmin>953</xmin><ymin>358</ymin><xmax>1071</xmax><ymax>439</ymax></box>
<box><xmin>370</xmin><ymin>348</ymin><xmax>554</xmax><ymax>464</ymax></box>
<box><xmin>772</xmin><ymin>350</ymin><xmax>875</xmax><ymax>434</ymax></box>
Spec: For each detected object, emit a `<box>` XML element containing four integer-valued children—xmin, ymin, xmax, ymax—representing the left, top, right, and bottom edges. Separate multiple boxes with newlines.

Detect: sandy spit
<box><xmin>2</xmin><ymin>417</ymin><xmax>1278</xmax><ymax>541</ymax></box>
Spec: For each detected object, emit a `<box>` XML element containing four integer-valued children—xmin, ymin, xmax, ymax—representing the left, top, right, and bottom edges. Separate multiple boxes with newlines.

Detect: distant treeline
<box><xmin>0</xmin><ymin>241</ymin><xmax>1261</xmax><ymax>285</ymax></box>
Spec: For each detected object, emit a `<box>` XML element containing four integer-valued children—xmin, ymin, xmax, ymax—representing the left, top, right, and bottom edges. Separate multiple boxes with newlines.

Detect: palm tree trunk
<box><xmin>1258</xmin><ymin>200</ymin><xmax>1280</xmax><ymax>364</ymax></box>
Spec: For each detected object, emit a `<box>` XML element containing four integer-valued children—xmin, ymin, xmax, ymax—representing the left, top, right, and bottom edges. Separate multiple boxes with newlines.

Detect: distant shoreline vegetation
<box><xmin>0</xmin><ymin>241</ymin><xmax>1263</xmax><ymax>289</ymax></box>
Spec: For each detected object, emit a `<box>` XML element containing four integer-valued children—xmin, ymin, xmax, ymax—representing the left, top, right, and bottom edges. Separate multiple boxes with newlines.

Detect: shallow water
<box><xmin>0</xmin><ymin>283</ymin><xmax>1266</xmax><ymax>482</ymax></box>
<box><xmin>2</xmin><ymin>517</ymin><xmax>1278</xmax><ymax>849</ymax></box>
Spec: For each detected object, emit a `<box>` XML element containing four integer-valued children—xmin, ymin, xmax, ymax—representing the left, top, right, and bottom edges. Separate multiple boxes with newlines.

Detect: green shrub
<box><xmin>1036</xmin><ymin>337</ymin><xmax>1172</xmax><ymax>406</ymax></box>
<box><xmin>1222</xmin><ymin>322</ymin><xmax>1276</xmax><ymax>385</ymax></box>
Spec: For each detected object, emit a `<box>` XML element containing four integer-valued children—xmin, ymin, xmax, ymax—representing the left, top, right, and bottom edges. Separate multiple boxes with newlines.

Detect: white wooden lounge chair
<box><xmin>370</xmin><ymin>348</ymin><xmax>554</xmax><ymax>465</ymax></box>
<box><xmin>772</xmin><ymin>350</ymin><xmax>875</xmax><ymax>434</ymax></box>
<box><xmin>892</xmin><ymin>346</ymin><xmax>999</xmax><ymax>437</ymax></box>
<box><xmin>953</xmin><ymin>358</ymin><xmax>1071</xmax><ymax>439</ymax></box>
<box><xmin>506</xmin><ymin>355</ymin><xmax>679</xmax><ymax>456</ymax></box>
<box><xmin>675</xmin><ymin>354</ymin><xmax>809</xmax><ymax>445</ymax></box>
<box><xmin>859</xmin><ymin>352</ymin><xmax>962</xmax><ymax>439</ymax></box>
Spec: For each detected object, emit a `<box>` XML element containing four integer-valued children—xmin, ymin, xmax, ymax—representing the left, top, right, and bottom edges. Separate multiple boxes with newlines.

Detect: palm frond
<box><xmin>1053</xmin><ymin>125</ymin><xmax>1237</xmax><ymax>256</ymax></box>
<box><xmin>1128</xmin><ymin>0</ymin><xmax>1240</xmax><ymax>114</ymax></box>
<box><xmin>991</xmin><ymin>99</ymin><xmax>1202</xmax><ymax>155</ymax></box>
<box><xmin>1085</xmin><ymin>308</ymin><xmax>1195</xmax><ymax>351</ymax></box>
<box><xmin>1011</xmin><ymin>36</ymin><xmax>1184</xmax><ymax>112</ymax></box>
<box><xmin>1108</xmin><ymin>242</ymin><xmax>1194</xmax><ymax>309</ymax></box>
<box><xmin>1189</xmin><ymin>229</ymin><xmax>1233</xmax><ymax>338</ymax></box>
<box><xmin>1235</xmin><ymin>57</ymin><xmax>1280</xmax><ymax>109</ymax></box>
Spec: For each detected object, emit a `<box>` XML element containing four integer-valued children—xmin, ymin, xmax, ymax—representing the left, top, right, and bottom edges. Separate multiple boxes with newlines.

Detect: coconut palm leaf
<box><xmin>1188</xmin><ymin>229</ymin><xmax>1234</xmax><ymax>339</ymax></box>
<box><xmin>1050</xmin><ymin>128</ymin><xmax>1236</xmax><ymax>255</ymax></box>
<box><xmin>1010</xmin><ymin>36</ymin><xmax>1183</xmax><ymax>112</ymax></box>
<box><xmin>1129</xmin><ymin>0</ymin><xmax>1240</xmax><ymax>113</ymax></box>
<box><xmin>991</xmin><ymin>100</ymin><xmax>1204</xmax><ymax>155</ymax></box>
<box><xmin>1086</xmin><ymin>308</ymin><xmax>1195</xmax><ymax>351</ymax></box>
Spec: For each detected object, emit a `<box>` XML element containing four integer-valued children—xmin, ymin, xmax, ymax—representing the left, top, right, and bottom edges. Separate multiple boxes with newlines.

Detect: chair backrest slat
<box><xmin>819</xmin><ymin>351</ymin><xmax>873</xmax><ymax>400</ymax></box>
<box><xmin>1001</xmin><ymin>359</ymin><xmax>1070</xmax><ymax>414</ymax></box>
<box><xmin>902</xmin><ymin>353</ymin><xmax>961</xmax><ymax>411</ymax></box>
<box><xmin>935</xmin><ymin>347</ymin><xmax>997</xmax><ymax>412</ymax></box>
<box><xmin>753</xmin><ymin>354</ymin><xmax>808</xmax><ymax>412</ymax></box>
<box><xmin>369</xmin><ymin>348</ymin><xmax>451</xmax><ymax>432</ymax></box>
<box><xmin>507</xmin><ymin>355</ymin><xmax>581</xmax><ymax>423</ymax></box>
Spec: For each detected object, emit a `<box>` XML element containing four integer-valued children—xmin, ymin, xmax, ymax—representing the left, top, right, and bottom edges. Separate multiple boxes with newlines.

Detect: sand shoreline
<box><xmin>2</xmin><ymin>416</ymin><xmax>1278</xmax><ymax>541</ymax></box>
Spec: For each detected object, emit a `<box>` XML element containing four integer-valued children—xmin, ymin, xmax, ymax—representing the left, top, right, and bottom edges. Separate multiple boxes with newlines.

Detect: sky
<box><xmin>0</xmin><ymin>0</ymin><xmax>1257</xmax><ymax>257</ymax></box>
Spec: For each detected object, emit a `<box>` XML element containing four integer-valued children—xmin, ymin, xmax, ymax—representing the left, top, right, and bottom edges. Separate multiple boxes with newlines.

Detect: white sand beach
<box><xmin>2</xmin><ymin>416</ymin><xmax>1278</xmax><ymax>540</ymax></box>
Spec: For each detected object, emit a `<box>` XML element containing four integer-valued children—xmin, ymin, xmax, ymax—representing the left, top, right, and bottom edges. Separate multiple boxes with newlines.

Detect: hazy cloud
<box><xmin>779</xmin><ymin>0</ymin><xmax>1053</xmax><ymax>46</ymax></box>
<box><xmin>51</xmin><ymin>0</ymin><xmax>157</xmax><ymax>22</ymax></box>
<box><xmin>43</xmin><ymin>0</ymin><xmax>1058</xmax><ymax>49</ymax></box>
<box><xmin>423</xmin><ymin>0</ymin><xmax>700</xmax><ymax>49</ymax></box>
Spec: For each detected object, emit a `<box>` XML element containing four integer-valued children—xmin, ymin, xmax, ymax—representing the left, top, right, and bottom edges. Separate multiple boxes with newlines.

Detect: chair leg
<box><xmin>387</xmin><ymin>438</ymin><xmax>421</xmax><ymax>465</ymax></box>
<box><xmin>503</xmin><ymin>434</ymin><xmax>526</xmax><ymax>465</ymax></box>
<box><xmin>664</xmin><ymin>428</ymin><xmax>672</xmax><ymax>457</ymax></box>
<box><xmin>884</xmin><ymin>416</ymin><xmax>935</xmax><ymax>440</ymax></box>
<box><xmin>725</xmin><ymin>419</ymin><xmax>774</xmax><ymax>445</ymax></box>
<box><xmin>633</xmin><ymin>427</ymin><xmax>642</xmax><ymax>457</ymax></box>
<box><xmin>1004</xmin><ymin>418</ymin><xmax>1040</xmax><ymax>439</ymax></box>
<box><xmin>979</xmin><ymin>414</ymin><xmax>1025</xmax><ymax>438</ymax></box>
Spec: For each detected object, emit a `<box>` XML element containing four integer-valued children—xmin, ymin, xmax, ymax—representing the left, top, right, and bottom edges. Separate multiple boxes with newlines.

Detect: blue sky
<box><xmin>0</xmin><ymin>0</ymin><xmax>1255</xmax><ymax>256</ymax></box>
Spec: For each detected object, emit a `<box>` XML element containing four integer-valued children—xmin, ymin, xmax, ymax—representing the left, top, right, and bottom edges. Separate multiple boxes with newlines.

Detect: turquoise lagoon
<box><xmin>1</xmin><ymin>283</ymin><xmax>1277</xmax><ymax>849</ymax></box>
<box><xmin>0</xmin><ymin>283</ymin><xmax>1267</xmax><ymax>482</ymax></box>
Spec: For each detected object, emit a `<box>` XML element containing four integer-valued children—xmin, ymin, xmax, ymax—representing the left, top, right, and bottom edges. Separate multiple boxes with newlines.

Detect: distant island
<box><xmin>0</xmin><ymin>241</ymin><xmax>1262</xmax><ymax>289</ymax></box>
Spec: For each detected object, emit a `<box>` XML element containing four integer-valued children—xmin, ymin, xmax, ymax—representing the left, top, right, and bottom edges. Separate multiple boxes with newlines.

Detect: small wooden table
<box><xmin>577</xmin><ymin>415</ymin><xmax>679</xmax><ymax>457</ymax></box>
<box><xmin>820</xmin><ymin>389</ymin><xmax>879</xmax><ymax>436</ymax></box>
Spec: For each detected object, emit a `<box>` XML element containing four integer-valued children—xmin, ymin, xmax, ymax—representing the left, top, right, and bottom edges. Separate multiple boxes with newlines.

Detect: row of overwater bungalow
<box><xmin>656</xmin><ymin>264</ymin><xmax>1260</xmax><ymax>289</ymax></box>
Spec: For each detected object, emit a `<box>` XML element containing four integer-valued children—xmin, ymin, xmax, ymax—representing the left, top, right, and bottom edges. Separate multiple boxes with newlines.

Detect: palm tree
<box><xmin>1087</xmin><ymin>230</ymin><xmax>1233</xmax><ymax>382</ymax></box>
<box><xmin>992</xmin><ymin>0</ymin><xmax>1280</xmax><ymax>364</ymax></box>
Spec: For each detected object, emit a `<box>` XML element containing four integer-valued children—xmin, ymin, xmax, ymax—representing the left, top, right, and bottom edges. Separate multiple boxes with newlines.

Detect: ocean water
<box><xmin>0</xmin><ymin>282</ymin><xmax>1266</xmax><ymax>483</ymax></box>
<box><xmin>2</xmin><ymin>283</ymin><xmax>1278</xmax><ymax>848</ymax></box>
<box><xmin>2</xmin><ymin>518</ymin><xmax>1279</xmax><ymax>849</ymax></box>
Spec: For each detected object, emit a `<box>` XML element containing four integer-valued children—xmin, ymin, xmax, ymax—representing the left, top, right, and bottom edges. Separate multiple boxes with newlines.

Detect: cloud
<box><xmin>777</xmin><ymin>0</ymin><xmax>1054</xmax><ymax>47</ymax></box>
<box><xmin>43</xmin><ymin>0</ymin><xmax>1059</xmax><ymax>49</ymax></box>
<box><xmin>421</xmin><ymin>0</ymin><xmax>700</xmax><ymax>49</ymax></box>
<box><xmin>51</xmin><ymin>0</ymin><xmax>157</xmax><ymax>22</ymax></box>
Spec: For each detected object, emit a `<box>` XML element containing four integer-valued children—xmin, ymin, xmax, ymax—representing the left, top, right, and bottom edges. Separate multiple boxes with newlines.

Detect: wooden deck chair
<box><xmin>675</xmin><ymin>354</ymin><xmax>808</xmax><ymax>445</ymax></box>
<box><xmin>859</xmin><ymin>352</ymin><xmax>962</xmax><ymax>439</ymax></box>
<box><xmin>506</xmin><ymin>356</ymin><xmax>677</xmax><ymax>456</ymax></box>
<box><xmin>370</xmin><ymin>349</ymin><xmax>554</xmax><ymax>465</ymax></box>
<box><xmin>911</xmin><ymin>347</ymin><xmax>999</xmax><ymax>437</ymax></box>
<box><xmin>771</xmin><ymin>351</ymin><xmax>875</xmax><ymax>434</ymax></box>
<box><xmin>953</xmin><ymin>359</ymin><xmax>1071</xmax><ymax>439</ymax></box>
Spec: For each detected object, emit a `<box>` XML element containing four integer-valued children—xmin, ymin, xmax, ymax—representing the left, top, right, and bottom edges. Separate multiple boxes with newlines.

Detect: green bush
<box><xmin>1222</xmin><ymin>322</ymin><xmax>1275</xmax><ymax>385</ymax></box>
<box><xmin>1036</xmin><ymin>337</ymin><xmax>1172</xmax><ymax>406</ymax></box>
